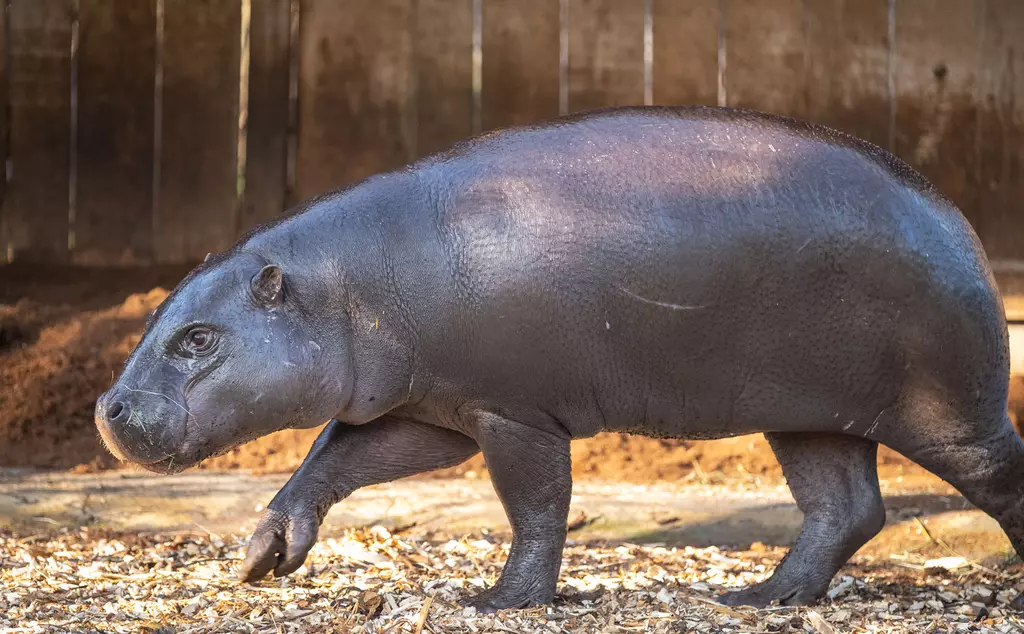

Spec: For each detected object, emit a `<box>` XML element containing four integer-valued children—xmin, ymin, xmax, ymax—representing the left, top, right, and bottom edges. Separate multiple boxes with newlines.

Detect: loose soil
<box><xmin>2</xmin><ymin>264</ymin><xmax>1022</xmax><ymax>482</ymax></box>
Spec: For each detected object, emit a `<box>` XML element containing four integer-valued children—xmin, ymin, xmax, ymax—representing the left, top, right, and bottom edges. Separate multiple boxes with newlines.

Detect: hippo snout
<box><xmin>94</xmin><ymin>386</ymin><xmax>188</xmax><ymax>469</ymax></box>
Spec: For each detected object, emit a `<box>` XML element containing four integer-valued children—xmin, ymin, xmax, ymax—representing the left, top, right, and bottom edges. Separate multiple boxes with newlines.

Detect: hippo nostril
<box><xmin>106</xmin><ymin>401</ymin><xmax>128</xmax><ymax>422</ymax></box>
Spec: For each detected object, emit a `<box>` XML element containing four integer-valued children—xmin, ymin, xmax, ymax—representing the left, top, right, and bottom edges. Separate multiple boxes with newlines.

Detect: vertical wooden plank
<box><xmin>978</xmin><ymin>0</ymin><xmax>1024</xmax><ymax>263</ymax></box>
<box><xmin>295</xmin><ymin>0</ymin><xmax>413</xmax><ymax>202</ymax></box>
<box><xmin>416</xmin><ymin>0</ymin><xmax>473</xmax><ymax>156</ymax></box>
<box><xmin>804</xmin><ymin>0</ymin><xmax>890</xmax><ymax>149</ymax></box>
<box><xmin>240</xmin><ymin>0</ymin><xmax>290</xmax><ymax>233</ymax></box>
<box><xmin>893</xmin><ymin>0</ymin><xmax>985</xmax><ymax>228</ymax></box>
<box><xmin>6</xmin><ymin>0</ymin><xmax>72</xmax><ymax>261</ymax></box>
<box><xmin>567</xmin><ymin>0</ymin><xmax>644</xmax><ymax>112</ymax></box>
<box><xmin>158</xmin><ymin>0</ymin><xmax>241</xmax><ymax>262</ymax></box>
<box><xmin>76</xmin><ymin>0</ymin><xmax>156</xmax><ymax>264</ymax></box>
<box><xmin>481</xmin><ymin>0</ymin><xmax>560</xmax><ymax>130</ymax></box>
<box><xmin>724</xmin><ymin>0</ymin><xmax>806</xmax><ymax>117</ymax></box>
<box><xmin>651</xmin><ymin>0</ymin><xmax>718</xmax><ymax>107</ymax></box>
<box><xmin>0</xmin><ymin>5</ymin><xmax>7</xmax><ymax>257</ymax></box>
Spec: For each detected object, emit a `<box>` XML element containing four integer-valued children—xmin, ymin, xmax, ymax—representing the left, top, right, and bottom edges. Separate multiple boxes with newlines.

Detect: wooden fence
<box><xmin>0</xmin><ymin>0</ymin><xmax>1021</xmax><ymax>266</ymax></box>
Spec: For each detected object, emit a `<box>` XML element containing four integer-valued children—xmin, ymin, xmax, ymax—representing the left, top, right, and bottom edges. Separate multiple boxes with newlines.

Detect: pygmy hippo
<box><xmin>96</xmin><ymin>106</ymin><xmax>1021</xmax><ymax>611</ymax></box>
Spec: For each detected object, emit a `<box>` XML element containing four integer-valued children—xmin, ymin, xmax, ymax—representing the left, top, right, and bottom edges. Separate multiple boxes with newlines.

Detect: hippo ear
<box><xmin>251</xmin><ymin>264</ymin><xmax>284</xmax><ymax>306</ymax></box>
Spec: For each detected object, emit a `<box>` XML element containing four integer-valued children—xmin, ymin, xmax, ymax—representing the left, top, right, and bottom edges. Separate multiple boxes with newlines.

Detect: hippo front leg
<box><xmin>239</xmin><ymin>417</ymin><xmax>480</xmax><ymax>582</ymax></box>
<box><xmin>466</xmin><ymin>413</ymin><xmax>572</xmax><ymax>612</ymax></box>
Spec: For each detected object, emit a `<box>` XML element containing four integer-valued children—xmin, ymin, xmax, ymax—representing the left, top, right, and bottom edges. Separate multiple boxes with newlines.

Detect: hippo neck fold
<box><xmin>240</xmin><ymin>171</ymin><xmax>440</xmax><ymax>425</ymax></box>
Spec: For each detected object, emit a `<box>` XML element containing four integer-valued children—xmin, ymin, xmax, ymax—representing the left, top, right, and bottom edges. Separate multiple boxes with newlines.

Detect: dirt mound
<box><xmin>1</xmin><ymin>264</ymin><xmax>1020</xmax><ymax>482</ymax></box>
<box><xmin>0</xmin><ymin>288</ymin><xmax>167</xmax><ymax>469</ymax></box>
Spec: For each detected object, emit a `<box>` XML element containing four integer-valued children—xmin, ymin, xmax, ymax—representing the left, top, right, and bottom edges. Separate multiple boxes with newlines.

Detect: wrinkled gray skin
<box><xmin>97</xmin><ymin>107</ymin><xmax>1022</xmax><ymax>611</ymax></box>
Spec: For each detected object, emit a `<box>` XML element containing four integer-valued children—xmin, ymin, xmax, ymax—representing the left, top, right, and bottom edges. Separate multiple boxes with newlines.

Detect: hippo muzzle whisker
<box><xmin>124</xmin><ymin>387</ymin><xmax>196</xmax><ymax>420</ymax></box>
<box><xmin>126</xmin><ymin>409</ymin><xmax>147</xmax><ymax>433</ymax></box>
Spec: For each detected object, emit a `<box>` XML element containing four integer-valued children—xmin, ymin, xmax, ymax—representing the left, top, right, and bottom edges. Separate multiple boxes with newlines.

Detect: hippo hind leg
<box><xmin>884</xmin><ymin>412</ymin><xmax>1024</xmax><ymax>561</ymax></box>
<box><xmin>719</xmin><ymin>433</ymin><xmax>885</xmax><ymax>608</ymax></box>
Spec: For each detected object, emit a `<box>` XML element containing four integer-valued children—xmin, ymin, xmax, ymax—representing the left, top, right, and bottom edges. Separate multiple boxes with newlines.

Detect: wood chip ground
<box><xmin>2</xmin><ymin>525</ymin><xmax>1022</xmax><ymax>633</ymax></box>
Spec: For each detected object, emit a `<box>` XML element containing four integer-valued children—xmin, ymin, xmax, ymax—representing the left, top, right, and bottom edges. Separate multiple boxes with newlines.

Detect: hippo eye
<box><xmin>183</xmin><ymin>327</ymin><xmax>216</xmax><ymax>356</ymax></box>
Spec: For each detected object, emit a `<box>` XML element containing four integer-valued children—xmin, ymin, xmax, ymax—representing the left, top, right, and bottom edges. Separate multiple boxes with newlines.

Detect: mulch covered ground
<box><xmin>3</xmin><ymin>525</ymin><xmax>1022</xmax><ymax>633</ymax></box>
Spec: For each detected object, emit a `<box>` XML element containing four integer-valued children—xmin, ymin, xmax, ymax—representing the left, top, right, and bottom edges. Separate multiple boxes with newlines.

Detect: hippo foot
<box><xmin>238</xmin><ymin>506</ymin><xmax>319</xmax><ymax>582</ymax></box>
<box><xmin>717</xmin><ymin>578</ymin><xmax>824</xmax><ymax>608</ymax></box>
<box><xmin>461</xmin><ymin>584</ymin><xmax>554</xmax><ymax>613</ymax></box>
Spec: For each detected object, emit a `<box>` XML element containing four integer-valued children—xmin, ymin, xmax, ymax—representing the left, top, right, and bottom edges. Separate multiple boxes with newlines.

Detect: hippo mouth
<box><xmin>141</xmin><ymin>453</ymin><xmax>193</xmax><ymax>475</ymax></box>
<box><xmin>96</xmin><ymin>415</ymin><xmax>193</xmax><ymax>475</ymax></box>
<box><xmin>134</xmin><ymin>424</ymin><xmax>272</xmax><ymax>475</ymax></box>
<box><xmin>96</xmin><ymin>382</ymin><xmax>287</xmax><ymax>475</ymax></box>
<box><xmin>94</xmin><ymin>387</ymin><xmax>196</xmax><ymax>472</ymax></box>
<box><xmin>124</xmin><ymin>427</ymin><xmax>218</xmax><ymax>474</ymax></box>
<box><xmin>124</xmin><ymin>438</ymin><xmax>209</xmax><ymax>475</ymax></box>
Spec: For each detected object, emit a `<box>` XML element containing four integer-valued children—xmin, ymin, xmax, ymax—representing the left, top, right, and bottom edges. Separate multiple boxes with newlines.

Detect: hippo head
<box><xmin>95</xmin><ymin>251</ymin><xmax>352</xmax><ymax>473</ymax></box>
